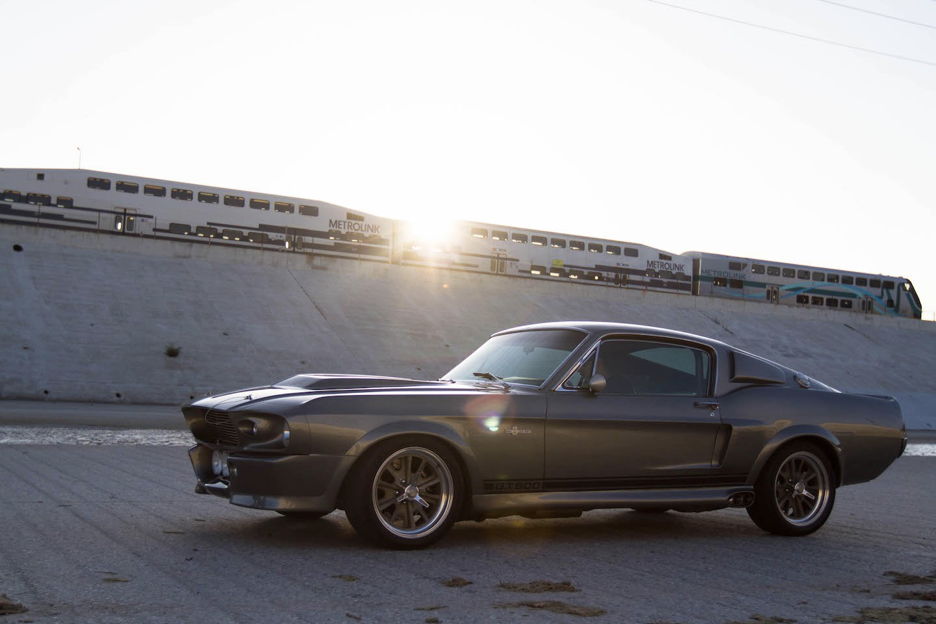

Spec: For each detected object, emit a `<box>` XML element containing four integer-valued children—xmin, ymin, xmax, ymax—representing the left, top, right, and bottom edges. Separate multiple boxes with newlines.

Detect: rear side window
<box><xmin>596</xmin><ymin>340</ymin><xmax>710</xmax><ymax>396</ymax></box>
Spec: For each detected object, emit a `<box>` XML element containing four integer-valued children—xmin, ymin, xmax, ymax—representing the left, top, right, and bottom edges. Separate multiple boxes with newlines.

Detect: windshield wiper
<box><xmin>473</xmin><ymin>372</ymin><xmax>510</xmax><ymax>389</ymax></box>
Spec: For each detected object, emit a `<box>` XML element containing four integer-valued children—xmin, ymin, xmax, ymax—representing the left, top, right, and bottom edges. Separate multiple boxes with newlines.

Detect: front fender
<box><xmin>746</xmin><ymin>425</ymin><xmax>843</xmax><ymax>488</ymax></box>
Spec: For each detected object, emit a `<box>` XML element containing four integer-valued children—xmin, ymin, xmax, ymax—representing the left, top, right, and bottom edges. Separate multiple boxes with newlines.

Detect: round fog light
<box><xmin>211</xmin><ymin>450</ymin><xmax>223</xmax><ymax>476</ymax></box>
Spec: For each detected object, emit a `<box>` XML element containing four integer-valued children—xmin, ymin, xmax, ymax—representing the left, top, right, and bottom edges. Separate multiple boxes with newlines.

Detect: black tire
<box><xmin>343</xmin><ymin>436</ymin><xmax>463</xmax><ymax>550</ymax></box>
<box><xmin>276</xmin><ymin>511</ymin><xmax>329</xmax><ymax>519</ymax></box>
<box><xmin>747</xmin><ymin>441</ymin><xmax>836</xmax><ymax>536</ymax></box>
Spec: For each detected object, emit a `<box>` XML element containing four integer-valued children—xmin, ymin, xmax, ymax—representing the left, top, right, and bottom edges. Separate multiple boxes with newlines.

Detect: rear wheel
<box><xmin>747</xmin><ymin>441</ymin><xmax>836</xmax><ymax>536</ymax></box>
<box><xmin>343</xmin><ymin>437</ymin><xmax>462</xmax><ymax>549</ymax></box>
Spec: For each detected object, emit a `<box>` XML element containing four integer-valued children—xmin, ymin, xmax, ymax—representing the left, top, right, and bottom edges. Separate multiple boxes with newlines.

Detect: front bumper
<box><xmin>189</xmin><ymin>444</ymin><xmax>356</xmax><ymax>514</ymax></box>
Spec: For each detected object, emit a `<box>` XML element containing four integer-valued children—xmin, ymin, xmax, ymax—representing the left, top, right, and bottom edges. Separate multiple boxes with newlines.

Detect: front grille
<box><xmin>204</xmin><ymin>410</ymin><xmax>240</xmax><ymax>446</ymax></box>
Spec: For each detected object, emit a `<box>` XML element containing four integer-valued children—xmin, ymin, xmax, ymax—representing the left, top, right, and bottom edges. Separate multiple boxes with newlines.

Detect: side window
<box><xmin>594</xmin><ymin>340</ymin><xmax>710</xmax><ymax>396</ymax></box>
<box><xmin>562</xmin><ymin>352</ymin><xmax>597</xmax><ymax>389</ymax></box>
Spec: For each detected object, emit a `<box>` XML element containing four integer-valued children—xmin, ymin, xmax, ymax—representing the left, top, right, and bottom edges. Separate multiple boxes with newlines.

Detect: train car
<box><xmin>0</xmin><ymin>168</ymin><xmax>393</xmax><ymax>262</ymax></box>
<box><xmin>395</xmin><ymin>220</ymin><xmax>693</xmax><ymax>295</ymax></box>
<box><xmin>687</xmin><ymin>251</ymin><xmax>922</xmax><ymax>319</ymax></box>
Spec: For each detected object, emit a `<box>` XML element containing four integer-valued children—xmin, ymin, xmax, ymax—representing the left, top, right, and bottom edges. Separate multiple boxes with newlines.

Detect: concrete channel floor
<box><xmin>0</xmin><ymin>440</ymin><xmax>934</xmax><ymax>622</ymax></box>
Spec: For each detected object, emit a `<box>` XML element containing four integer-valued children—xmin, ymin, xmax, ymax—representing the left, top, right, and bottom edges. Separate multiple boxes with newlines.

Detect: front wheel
<box><xmin>747</xmin><ymin>442</ymin><xmax>836</xmax><ymax>536</ymax></box>
<box><xmin>343</xmin><ymin>438</ymin><xmax>463</xmax><ymax>549</ymax></box>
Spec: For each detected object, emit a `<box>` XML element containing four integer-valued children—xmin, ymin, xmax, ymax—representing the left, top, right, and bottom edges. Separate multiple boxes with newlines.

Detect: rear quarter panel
<box><xmin>718</xmin><ymin>386</ymin><xmax>904</xmax><ymax>486</ymax></box>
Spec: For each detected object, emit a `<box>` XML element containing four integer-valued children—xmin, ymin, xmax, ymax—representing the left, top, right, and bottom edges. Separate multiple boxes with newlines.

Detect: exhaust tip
<box><xmin>728</xmin><ymin>492</ymin><xmax>755</xmax><ymax>508</ymax></box>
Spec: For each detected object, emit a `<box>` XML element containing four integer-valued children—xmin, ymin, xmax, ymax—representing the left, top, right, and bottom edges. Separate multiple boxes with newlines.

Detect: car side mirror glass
<box><xmin>588</xmin><ymin>374</ymin><xmax>606</xmax><ymax>393</ymax></box>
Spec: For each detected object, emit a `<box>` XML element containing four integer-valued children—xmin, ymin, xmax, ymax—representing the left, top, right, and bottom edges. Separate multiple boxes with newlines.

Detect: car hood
<box><xmin>187</xmin><ymin>374</ymin><xmax>500</xmax><ymax>412</ymax></box>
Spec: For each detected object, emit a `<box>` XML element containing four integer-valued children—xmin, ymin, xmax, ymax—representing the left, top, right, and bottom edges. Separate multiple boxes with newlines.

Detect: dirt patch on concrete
<box><xmin>894</xmin><ymin>590</ymin><xmax>936</xmax><ymax>602</ymax></box>
<box><xmin>332</xmin><ymin>574</ymin><xmax>359</xmax><ymax>582</ymax></box>
<box><xmin>496</xmin><ymin>600</ymin><xmax>605</xmax><ymax>617</ymax></box>
<box><xmin>725</xmin><ymin>616</ymin><xmax>796</xmax><ymax>624</ymax></box>
<box><xmin>883</xmin><ymin>570</ymin><xmax>936</xmax><ymax>586</ymax></box>
<box><xmin>499</xmin><ymin>580</ymin><xmax>579</xmax><ymax>593</ymax></box>
<box><xmin>831</xmin><ymin>605</ymin><xmax>936</xmax><ymax>623</ymax></box>
<box><xmin>440</xmin><ymin>577</ymin><xmax>472</xmax><ymax>588</ymax></box>
<box><xmin>0</xmin><ymin>594</ymin><xmax>27</xmax><ymax>616</ymax></box>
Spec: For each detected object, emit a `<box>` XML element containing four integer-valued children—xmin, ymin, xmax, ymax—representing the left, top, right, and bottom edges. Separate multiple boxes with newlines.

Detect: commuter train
<box><xmin>0</xmin><ymin>168</ymin><xmax>923</xmax><ymax>319</ymax></box>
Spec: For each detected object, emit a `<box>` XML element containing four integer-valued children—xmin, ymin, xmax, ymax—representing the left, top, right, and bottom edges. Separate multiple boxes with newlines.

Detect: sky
<box><xmin>3</xmin><ymin>0</ymin><xmax>935</xmax><ymax>319</ymax></box>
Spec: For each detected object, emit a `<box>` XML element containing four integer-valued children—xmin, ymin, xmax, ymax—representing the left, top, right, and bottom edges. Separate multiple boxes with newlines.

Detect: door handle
<box><xmin>694</xmin><ymin>401</ymin><xmax>720</xmax><ymax>410</ymax></box>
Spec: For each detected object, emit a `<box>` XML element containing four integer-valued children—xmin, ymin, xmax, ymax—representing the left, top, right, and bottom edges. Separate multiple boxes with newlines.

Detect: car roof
<box><xmin>492</xmin><ymin>321</ymin><xmax>732</xmax><ymax>350</ymax></box>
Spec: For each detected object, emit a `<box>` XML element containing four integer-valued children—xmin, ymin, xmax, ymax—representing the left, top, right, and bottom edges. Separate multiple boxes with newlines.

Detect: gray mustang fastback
<box><xmin>183</xmin><ymin>322</ymin><xmax>906</xmax><ymax>548</ymax></box>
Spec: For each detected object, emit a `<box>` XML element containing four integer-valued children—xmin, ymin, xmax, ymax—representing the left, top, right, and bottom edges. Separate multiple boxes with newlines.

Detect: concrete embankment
<box><xmin>1</xmin><ymin>224</ymin><xmax>934</xmax><ymax>430</ymax></box>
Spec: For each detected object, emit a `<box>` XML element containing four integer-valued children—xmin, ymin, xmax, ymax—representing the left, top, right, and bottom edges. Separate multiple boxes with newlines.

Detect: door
<box><xmin>767</xmin><ymin>285</ymin><xmax>780</xmax><ymax>304</ymax></box>
<box><xmin>545</xmin><ymin>339</ymin><xmax>723</xmax><ymax>484</ymax></box>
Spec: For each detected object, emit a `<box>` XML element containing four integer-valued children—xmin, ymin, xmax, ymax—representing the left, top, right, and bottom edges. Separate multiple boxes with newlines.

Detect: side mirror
<box><xmin>587</xmin><ymin>374</ymin><xmax>606</xmax><ymax>393</ymax></box>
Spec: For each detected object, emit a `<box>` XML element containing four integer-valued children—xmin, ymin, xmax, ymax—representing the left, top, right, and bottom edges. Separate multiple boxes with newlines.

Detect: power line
<box><xmin>645</xmin><ymin>0</ymin><xmax>936</xmax><ymax>68</ymax></box>
<box><xmin>816</xmin><ymin>0</ymin><xmax>936</xmax><ymax>31</ymax></box>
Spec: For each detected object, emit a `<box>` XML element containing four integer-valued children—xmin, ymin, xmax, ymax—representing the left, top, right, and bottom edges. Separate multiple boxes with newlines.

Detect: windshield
<box><xmin>443</xmin><ymin>329</ymin><xmax>586</xmax><ymax>387</ymax></box>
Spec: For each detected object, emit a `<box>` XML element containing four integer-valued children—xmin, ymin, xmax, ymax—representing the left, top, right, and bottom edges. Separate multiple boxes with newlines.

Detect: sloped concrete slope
<box><xmin>1</xmin><ymin>225</ymin><xmax>934</xmax><ymax>430</ymax></box>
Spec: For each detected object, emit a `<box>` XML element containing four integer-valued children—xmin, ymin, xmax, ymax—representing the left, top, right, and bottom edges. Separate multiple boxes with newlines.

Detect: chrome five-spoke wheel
<box><xmin>372</xmin><ymin>447</ymin><xmax>454</xmax><ymax>538</ymax></box>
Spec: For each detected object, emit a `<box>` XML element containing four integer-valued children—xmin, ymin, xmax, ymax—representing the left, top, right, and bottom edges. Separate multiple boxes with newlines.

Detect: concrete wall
<box><xmin>2</xmin><ymin>224</ymin><xmax>934</xmax><ymax>430</ymax></box>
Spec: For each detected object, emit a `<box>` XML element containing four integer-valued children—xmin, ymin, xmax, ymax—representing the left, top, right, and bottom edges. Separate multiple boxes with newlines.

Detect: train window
<box><xmin>855</xmin><ymin>277</ymin><xmax>868</xmax><ymax>287</ymax></box>
<box><xmin>570</xmin><ymin>240</ymin><xmax>584</xmax><ymax>251</ymax></box>
<box><xmin>492</xmin><ymin>230</ymin><xmax>508</xmax><ymax>241</ymax></box>
<box><xmin>796</xmin><ymin>294</ymin><xmax>809</xmax><ymax>304</ymax></box>
<box><xmin>347</xmin><ymin>212</ymin><xmax>365</xmax><ymax>222</ymax></box>
<box><xmin>797</xmin><ymin>270</ymin><xmax>810</xmax><ymax>280</ymax></box>
<box><xmin>247</xmin><ymin>231</ymin><xmax>270</xmax><ymax>244</ymax></box>
<box><xmin>649</xmin><ymin>279</ymin><xmax>664</xmax><ymax>288</ymax></box>
<box><xmin>195</xmin><ymin>226</ymin><xmax>218</xmax><ymax>238</ymax></box>
<box><xmin>659</xmin><ymin>270</ymin><xmax>674</xmax><ymax>279</ymax></box>
<box><xmin>752</xmin><ymin>264</ymin><xmax>765</xmax><ymax>275</ymax></box>
<box><xmin>225</xmin><ymin>195</ymin><xmax>246</xmax><ymax>207</ymax></box>
<box><xmin>471</xmin><ymin>227</ymin><xmax>488</xmax><ymax>239</ymax></box>
<box><xmin>551</xmin><ymin>238</ymin><xmax>566</xmax><ymax>249</ymax></box>
<box><xmin>2</xmin><ymin>190</ymin><xmax>22</xmax><ymax>202</ymax></box>
<box><xmin>841</xmin><ymin>275</ymin><xmax>854</xmax><ymax>285</ymax></box>
<box><xmin>511</xmin><ymin>233</ymin><xmax>528</xmax><ymax>243</ymax></box>
<box><xmin>646</xmin><ymin>269</ymin><xmax>659</xmax><ymax>278</ymax></box>
<box><xmin>116</xmin><ymin>181</ymin><xmax>139</xmax><ymax>194</ymax></box>
<box><xmin>56</xmin><ymin>196</ymin><xmax>73</xmax><ymax>209</ymax></box>
<box><xmin>569</xmin><ymin>269</ymin><xmax>584</xmax><ymax>279</ymax></box>
<box><xmin>729</xmin><ymin>279</ymin><xmax>743</xmax><ymax>289</ymax></box>
<box><xmin>299</xmin><ymin>204</ymin><xmax>319</xmax><ymax>216</ymax></box>
<box><xmin>869</xmin><ymin>279</ymin><xmax>881</xmax><ymax>288</ymax></box>
<box><xmin>36</xmin><ymin>173</ymin><xmax>45</xmax><ymax>181</ymax></box>
<box><xmin>782</xmin><ymin>268</ymin><xmax>795</xmax><ymax>278</ymax></box>
<box><xmin>841</xmin><ymin>299</ymin><xmax>853</xmax><ymax>309</ymax></box>
<box><xmin>882</xmin><ymin>280</ymin><xmax>895</xmax><ymax>290</ymax></box>
<box><xmin>274</xmin><ymin>202</ymin><xmax>295</xmax><ymax>213</ymax></box>
<box><xmin>532</xmin><ymin>236</ymin><xmax>547</xmax><ymax>246</ymax></box>
<box><xmin>198</xmin><ymin>192</ymin><xmax>220</xmax><ymax>204</ymax></box>
<box><xmin>548</xmin><ymin>266</ymin><xmax>566</xmax><ymax>278</ymax></box>
<box><xmin>712</xmin><ymin>277</ymin><xmax>727</xmax><ymax>287</ymax></box>
<box><xmin>624</xmin><ymin>247</ymin><xmax>638</xmax><ymax>258</ymax></box>
<box><xmin>588</xmin><ymin>243</ymin><xmax>603</xmax><ymax>253</ymax></box>
<box><xmin>144</xmin><ymin>185</ymin><xmax>166</xmax><ymax>197</ymax></box>
<box><xmin>530</xmin><ymin>265</ymin><xmax>546</xmax><ymax>275</ymax></box>
<box><xmin>813</xmin><ymin>272</ymin><xmax>825</xmax><ymax>282</ymax></box>
<box><xmin>606</xmin><ymin>245</ymin><xmax>621</xmax><ymax>256</ymax></box>
<box><xmin>171</xmin><ymin>188</ymin><xmax>194</xmax><ymax>201</ymax></box>
<box><xmin>811</xmin><ymin>296</ymin><xmax>823</xmax><ymax>306</ymax></box>
<box><xmin>27</xmin><ymin>193</ymin><xmax>52</xmax><ymax>206</ymax></box>
<box><xmin>168</xmin><ymin>222</ymin><xmax>191</xmax><ymax>235</ymax></box>
<box><xmin>827</xmin><ymin>274</ymin><xmax>839</xmax><ymax>283</ymax></box>
<box><xmin>659</xmin><ymin>253</ymin><xmax>672</xmax><ymax>261</ymax></box>
<box><xmin>767</xmin><ymin>266</ymin><xmax>781</xmax><ymax>276</ymax></box>
<box><xmin>250</xmin><ymin>198</ymin><xmax>270</xmax><ymax>210</ymax></box>
<box><xmin>728</xmin><ymin>261</ymin><xmax>744</xmax><ymax>271</ymax></box>
<box><xmin>87</xmin><ymin>177</ymin><xmax>111</xmax><ymax>190</ymax></box>
<box><xmin>587</xmin><ymin>271</ymin><xmax>603</xmax><ymax>281</ymax></box>
<box><xmin>221</xmin><ymin>228</ymin><xmax>244</xmax><ymax>241</ymax></box>
<box><xmin>826</xmin><ymin>298</ymin><xmax>839</xmax><ymax>308</ymax></box>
